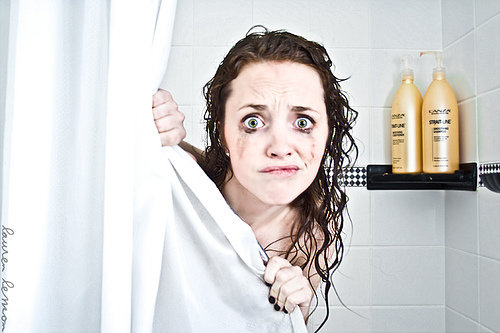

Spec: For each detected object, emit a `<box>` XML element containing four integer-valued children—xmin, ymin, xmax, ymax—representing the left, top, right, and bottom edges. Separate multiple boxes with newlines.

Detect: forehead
<box><xmin>227</xmin><ymin>61</ymin><xmax>325</xmax><ymax>105</ymax></box>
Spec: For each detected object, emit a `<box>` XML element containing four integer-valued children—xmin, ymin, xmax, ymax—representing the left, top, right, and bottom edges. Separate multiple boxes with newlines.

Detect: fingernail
<box><xmin>283</xmin><ymin>309</ymin><xmax>288</xmax><ymax>314</ymax></box>
<box><xmin>265</xmin><ymin>282</ymin><xmax>272</xmax><ymax>287</ymax></box>
<box><xmin>268</xmin><ymin>296</ymin><xmax>275</xmax><ymax>304</ymax></box>
<box><xmin>274</xmin><ymin>304</ymin><xmax>281</xmax><ymax>311</ymax></box>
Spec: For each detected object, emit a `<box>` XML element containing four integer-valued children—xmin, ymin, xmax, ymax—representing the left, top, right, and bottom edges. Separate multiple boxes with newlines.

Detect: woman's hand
<box><xmin>152</xmin><ymin>89</ymin><xmax>186</xmax><ymax>146</ymax></box>
<box><xmin>264</xmin><ymin>256</ymin><xmax>313</xmax><ymax>319</ymax></box>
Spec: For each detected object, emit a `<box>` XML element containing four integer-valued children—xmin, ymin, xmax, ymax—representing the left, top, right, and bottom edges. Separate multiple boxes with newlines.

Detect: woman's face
<box><xmin>223</xmin><ymin>61</ymin><xmax>329</xmax><ymax>206</ymax></box>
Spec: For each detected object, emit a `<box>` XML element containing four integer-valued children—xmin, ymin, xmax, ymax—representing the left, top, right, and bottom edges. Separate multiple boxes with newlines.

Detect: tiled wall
<box><xmin>442</xmin><ymin>1</ymin><xmax>500</xmax><ymax>332</ymax></box>
<box><xmin>161</xmin><ymin>1</ymin><xmax>499</xmax><ymax>332</ymax></box>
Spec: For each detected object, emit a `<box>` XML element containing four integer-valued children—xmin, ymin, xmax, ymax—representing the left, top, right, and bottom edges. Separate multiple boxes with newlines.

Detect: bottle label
<box><xmin>391</xmin><ymin>113</ymin><xmax>406</xmax><ymax>169</ymax></box>
<box><xmin>427</xmin><ymin>109</ymin><xmax>451</xmax><ymax>168</ymax></box>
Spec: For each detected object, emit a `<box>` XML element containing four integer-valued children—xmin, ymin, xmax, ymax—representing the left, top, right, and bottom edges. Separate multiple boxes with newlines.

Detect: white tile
<box><xmin>442</xmin><ymin>0</ymin><xmax>474</xmax><ymax>47</ymax></box>
<box><xmin>444</xmin><ymin>33</ymin><xmax>476</xmax><ymax>102</ymax></box>
<box><xmin>445</xmin><ymin>248</ymin><xmax>479</xmax><ymax>320</ymax></box>
<box><xmin>328</xmin><ymin>48</ymin><xmax>372</xmax><ymax>108</ymax></box>
<box><xmin>309</xmin><ymin>0</ymin><xmax>371</xmax><ymax>48</ymax></box>
<box><xmin>344</xmin><ymin>187</ymin><xmax>371</xmax><ymax>246</ymax></box>
<box><xmin>479</xmin><ymin>257</ymin><xmax>500</xmax><ymax>332</ymax></box>
<box><xmin>370</xmin><ymin>108</ymin><xmax>391</xmax><ymax>164</ymax></box>
<box><xmin>193</xmin><ymin>0</ymin><xmax>252</xmax><ymax>46</ymax></box>
<box><xmin>372</xmin><ymin>247</ymin><xmax>445</xmax><ymax>305</ymax></box>
<box><xmin>372</xmin><ymin>306</ymin><xmax>445</xmax><ymax>333</ymax></box>
<box><xmin>370</xmin><ymin>50</ymin><xmax>432</xmax><ymax>108</ymax></box>
<box><xmin>458</xmin><ymin>99</ymin><xmax>478</xmax><ymax>163</ymax></box>
<box><xmin>192</xmin><ymin>46</ymin><xmax>231</xmax><ymax>105</ymax></box>
<box><xmin>160</xmin><ymin>46</ymin><xmax>193</xmax><ymax>105</ymax></box>
<box><xmin>475</xmin><ymin>1</ymin><xmax>500</xmax><ymax>26</ymax></box>
<box><xmin>478</xmin><ymin>188</ymin><xmax>500</xmax><ymax>260</ymax></box>
<box><xmin>171</xmin><ymin>0</ymin><xmax>193</xmax><ymax>46</ymax></box>
<box><xmin>370</xmin><ymin>0</ymin><xmax>441</xmax><ymax>50</ymax></box>
<box><xmin>307</xmin><ymin>306</ymin><xmax>372</xmax><ymax>333</ymax></box>
<box><xmin>477</xmin><ymin>89</ymin><xmax>500</xmax><ymax>163</ymax></box>
<box><xmin>330</xmin><ymin>248</ymin><xmax>371</xmax><ymax>306</ymax></box>
<box><xmin>446</xmin><ymin>307</ymin><xmax>480</xmax><ymax>333</ymax></box>
<box><xmin>253</xmin><ymin>0</ymin><xmax>310</xmax><ymax>37</ymax></box>
<box><xmin>476</xmin><ymin>15</ymin><xmax>500</xmax><ymax>93</ymax></box>
<box><xmin>371</xmin><ymin>191</ymin><xmax>444</xmax><ymax>246</ymax></box>
<box><xmin>351</xmin><ymin>107</ymin><xmax>370</xmax><ymax>167</ymax></box>
<box><xmin>445</xmin><ymin>191</ymin><xmax>478</xmax><ymax>254</ymax></box>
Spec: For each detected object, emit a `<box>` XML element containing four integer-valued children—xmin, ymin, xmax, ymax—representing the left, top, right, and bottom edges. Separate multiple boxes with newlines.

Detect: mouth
<box><xmin>259</xmin><ymin>165</ymin><xmax>299</xmax><ymax>177</ymax></box>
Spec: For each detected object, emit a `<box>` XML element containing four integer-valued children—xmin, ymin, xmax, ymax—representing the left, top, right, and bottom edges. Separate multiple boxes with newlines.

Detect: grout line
<box><xmin>445</xmin><ymin>306</ymin><xmax>480</xmax><ymax>326</ymax></box>
<box><xmin>475</xmin><ymin>10</ymin><xmax>500</xmax><ymax>30</ymax></box>
<box><xmin>457</xmin><ymin>96</ymin><xmax>476</xmax><ymax>105</ymax></box>
<box><xmin>251</xmin><ymin>0</ymin><xmax>253</xmax><ymax>25</ymax></box>
<box><xmin>443</xmin><ymin>29</ymin><xmax>475</xmax><ymax>50</ymax></box>
<box><xmin>348</xmin><ymin>245</ymin><xmax>445</xmax><ymax>249</ymax></box>
<box><xmin>473</xmin><ymin>9</ymin><xmax>481</xmax><ymax>313</ymax></box>
<box><xmin>477</xmin><ymin>253</ymin><xmax>500</xmax><ymax>264</ymax></box>
<box><xmin>322</xmin><ymin>304</ymin><xmax>446</xmax><ymax>309</ymax></box>
<box><xmin>363</xmin><ymin>304</ymin><xmax>445</xmax><ymax>309</ymax></box>
<box><xmin>476</xmin><ymin>86</ymin><xmax>500</xmax><ymax>98</ymax></box>
<box><xmin>445</xmin><ymin>246</ymin><xmax>479</xmax><ymax>259</ymax></box>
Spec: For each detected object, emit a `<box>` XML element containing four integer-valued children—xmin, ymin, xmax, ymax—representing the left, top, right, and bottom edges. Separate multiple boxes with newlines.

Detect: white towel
<box><xmin>149</xmin><ymin>146</ymin><xmax>308</xmax><ymax>332</ymax></box>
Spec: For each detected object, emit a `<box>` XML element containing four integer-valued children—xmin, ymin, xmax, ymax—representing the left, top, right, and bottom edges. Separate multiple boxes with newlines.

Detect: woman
<box><xmin>153</xmin><ymin>27</ymin><xmax>357</xmax><ymax>330</ymax></box>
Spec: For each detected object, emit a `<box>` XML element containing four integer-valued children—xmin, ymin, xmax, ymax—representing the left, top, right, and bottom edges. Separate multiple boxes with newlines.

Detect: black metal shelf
<box><xmin>366</xmin><ymin>163</ymin><xmax>477</xmax><ymax>191</ymax></box>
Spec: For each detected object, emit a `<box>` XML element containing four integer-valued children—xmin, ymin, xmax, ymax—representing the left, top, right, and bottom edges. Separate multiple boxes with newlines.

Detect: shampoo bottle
<box><xmin>420</xmin><ymin>51</ymin><xmax>459</xmax><ymax>173</ymax></box>
<box><xmin>391</xmin><ymin>55</ymin><xmax>423</xmax><ymax>174</ymax></box>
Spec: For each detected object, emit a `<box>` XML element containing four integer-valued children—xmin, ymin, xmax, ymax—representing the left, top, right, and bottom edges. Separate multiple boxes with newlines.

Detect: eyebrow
<box><xmin>238</xmin><ymin>104</ymin><xmax>319</xmax><ymax>114</ymax></box>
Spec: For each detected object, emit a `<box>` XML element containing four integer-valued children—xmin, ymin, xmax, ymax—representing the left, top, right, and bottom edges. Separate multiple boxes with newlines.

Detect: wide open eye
<box><xmin>243</xmin><ymin>116</ymin><xmax>264</xmax><ymax>130</ymax></box>
<box><xmin>294</xmin><ymin>117</ymin><xmax>313</xmax><ymax>130</ymax></box>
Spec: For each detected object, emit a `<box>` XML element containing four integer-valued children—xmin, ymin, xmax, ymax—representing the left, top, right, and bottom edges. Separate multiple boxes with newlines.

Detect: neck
<box><xmin>222</xmin><ymin>179</ymin><xmax>296</xmax><ymax>244</ymax></box>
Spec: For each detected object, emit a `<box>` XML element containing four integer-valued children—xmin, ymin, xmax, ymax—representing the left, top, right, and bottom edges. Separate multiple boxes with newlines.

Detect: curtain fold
<box><xmin>0</xmin><ymin>1</ymin><xmax>176</xmax><ymax>331</ymax></box>
<box><xmin>1</xmin><ymin>1</ymin><xmax>109</xmax><ymax>331</ymax></box>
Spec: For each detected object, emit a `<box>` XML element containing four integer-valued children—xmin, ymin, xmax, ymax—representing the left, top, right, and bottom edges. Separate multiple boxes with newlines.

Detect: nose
<box><xmin>265</xmin><ymin>125</ymin><xmax>293</xmax><ymax>158</ymax></box>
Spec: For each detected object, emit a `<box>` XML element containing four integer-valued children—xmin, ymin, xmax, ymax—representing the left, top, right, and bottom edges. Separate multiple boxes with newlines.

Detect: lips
<box><xmin>260</xmin><ymin>165</ymin><xmax>299</xmax><ymax>177</ymax></box>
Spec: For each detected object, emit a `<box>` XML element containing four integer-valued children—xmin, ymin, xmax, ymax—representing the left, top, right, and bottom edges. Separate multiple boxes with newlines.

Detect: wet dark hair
<box><xmin>202</xmin><ymin>26</ymin><xmax>358</xmax><ymax>331</ymax></box>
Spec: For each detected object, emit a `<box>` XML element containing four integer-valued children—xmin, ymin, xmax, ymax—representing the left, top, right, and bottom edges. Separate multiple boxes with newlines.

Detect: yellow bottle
<box><xmin>420</xmin><ymin>51</ymin><xmax>459</xmax><ymax>173</ymax></box>
<box><xmin>391</xmin><ymin>55</ymin><xmax>423</xmax><ymax>174</ymax></box>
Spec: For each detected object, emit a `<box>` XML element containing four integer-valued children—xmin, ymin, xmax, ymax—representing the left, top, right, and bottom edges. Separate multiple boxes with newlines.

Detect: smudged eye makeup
<box><xmin>241</xmin><ymin>114</ymin><xmax>316</xmax><ymax>133</ymax></box>
<box><xmin>294</xmin><ymin>116</ymin><xmax>314</xmax><ymax>130</ymax></box>
<box><xmin>243</xmin><ymin>116</ymin><xmax>264</xmax><ymax>130</ymax></box>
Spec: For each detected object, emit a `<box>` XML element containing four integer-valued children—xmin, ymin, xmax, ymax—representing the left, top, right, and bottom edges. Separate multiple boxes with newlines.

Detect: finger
<box><xmin>264</xmin><ymin>256</ymin><xmax>291</xmax><ymax>286</ymax></box>
<box><xmin>153</xmin><ymin>100</ymin><xmax>180</xmax><ymax>120</ymax></box>
<box><xmin>159</xmin><ymin>127</ymin><xmax>186</xmax><ymax>147</ymax></box>
<box><xmin>275</xmin><ymin>275</ymin><xmax>304</xmax><ymax>310</ymax></box>
<box><xmin>282</xmin><ymin>275</ymin><xmax>312</xmax><ymax>313</ymax></box>
<box><xmin>270</xmin><ymin>266</ymin><xmax>302</xmax><ymax>311</ymax></box>
<box><xmin>152</xmin><ymin>89</ymin><xmax>173</xmax><ymax>108</ymax></box>
<box><xmin>154</xmin><ymin>112</ymin><xmax>185</xmax><ymax>133</ymax></box>
<box><xmin>283</xmin><ymin>289</ymin><xmax>310</xmax><ymax>314</ymax></box>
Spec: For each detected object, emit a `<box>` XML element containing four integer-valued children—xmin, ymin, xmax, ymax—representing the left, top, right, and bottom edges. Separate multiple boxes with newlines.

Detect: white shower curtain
<box><xmin>0</xmin><ymin>1</ymin><xmax>176</xmax><ymax>331</ymax></box>
<box><xmin>1</xmin><ymin>1</ymin><xmax>307</xmax><ymax>332</ymax></box>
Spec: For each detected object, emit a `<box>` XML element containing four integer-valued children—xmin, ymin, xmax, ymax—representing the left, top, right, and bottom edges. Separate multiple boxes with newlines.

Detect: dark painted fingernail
<box><xmin>283</xmin><ymin>309</ymin><xmax>288</xmax><ymax>314</ymax></box>
<box><xmin>265</xmin><ymin>282</ymin><xmax>272</xmax><ymax>287</ymax></box>
<box><xmin>268</xmin><ymin>296</ymin><xmax>275</xmax><ymax>304</ymax></box>
<box><xmin>274</xmin><ymin>304</ymin><xmax>281</xmax><ymax>311</ymax></box>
